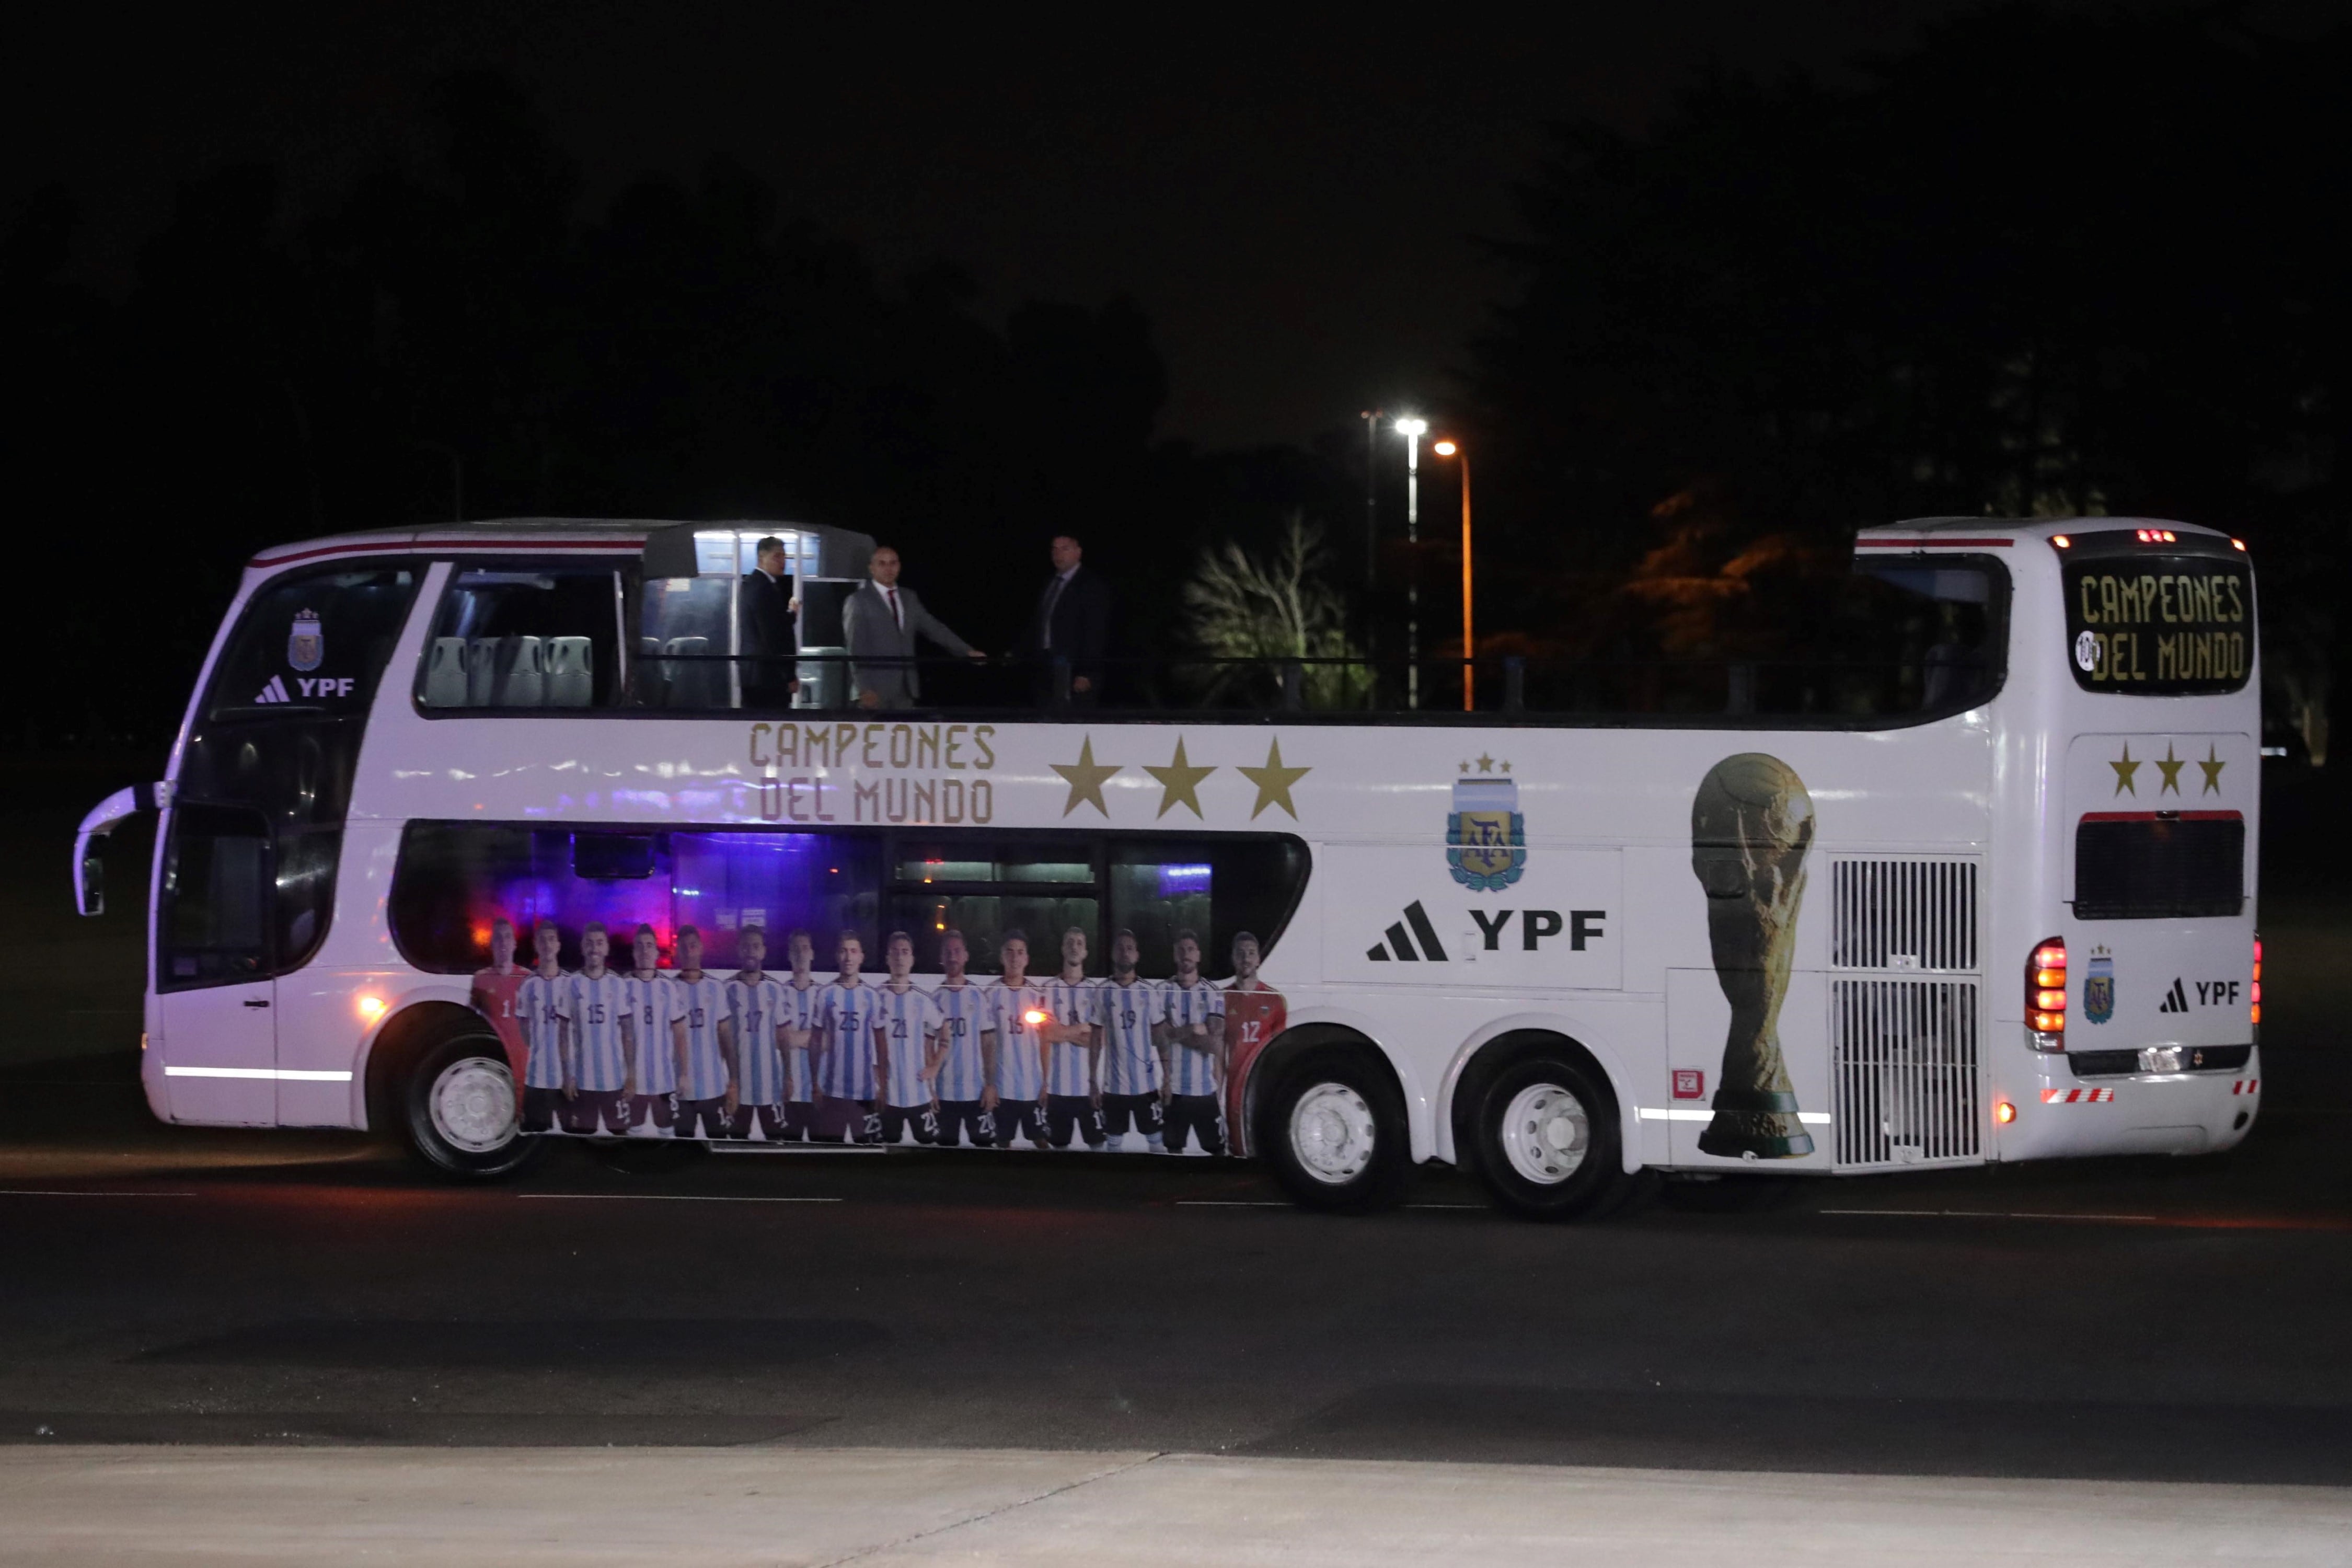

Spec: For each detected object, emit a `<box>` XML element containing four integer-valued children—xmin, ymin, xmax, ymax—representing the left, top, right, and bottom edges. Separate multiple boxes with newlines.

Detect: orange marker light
<box><xmin>1995</xmin><ymin>1100</ymin><xmax>2017</xmax><ymax>1124</ymax></box>
<box><xmin>2051</xmin><ymin>534</ymin><xmax>2071</xmax><ymax>549</ymax></box>
<box><xmin>1023</xmin><ymin>1009</ymin><xmax>1048</xmax><ymax>1027</ymax></box>
<box><xmin>358</xmin><ymin>995</ymin><xmax>387</xmax><ymax>1023</ymax></box>
<box><xmin>2231</xmin><ymin>538</ymin><xmax>2247</xmax><ymax>551</ymax></box>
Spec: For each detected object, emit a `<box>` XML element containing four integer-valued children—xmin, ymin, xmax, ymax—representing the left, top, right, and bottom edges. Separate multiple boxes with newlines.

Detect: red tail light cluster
<box><xmin>2028</xmin><ymin>937</ymin><xmax>2067</xmax><ymax>1048</ymax></box>
<box><xmin>2252</xmin><ymin>935</ymin><xmax>2263</xmax><ymax>1031</ymax></box>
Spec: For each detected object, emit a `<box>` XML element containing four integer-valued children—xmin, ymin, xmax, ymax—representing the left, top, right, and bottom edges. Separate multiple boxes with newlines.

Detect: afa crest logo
<box><xmin>1447</xmin><ymin>769</ymin><xmax>1526</xmax><ymax>892</ymax></box>
<box><xmin>287</xmin><ymin>609</ymin><xmax>324</xmax><ymax>673</ymax></box>
<box><xmin>2084</xmin><ymin>949</ymin><xmax>2115</xmax><ymax>1025</ymax></box>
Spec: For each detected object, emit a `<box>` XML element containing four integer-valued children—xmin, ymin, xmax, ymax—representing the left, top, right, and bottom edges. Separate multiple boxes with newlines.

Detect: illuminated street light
<box><xmin>1432</xmin><ymin>440</ymin><xmax>1471</xmax><ymax>712</ymax></box>
<box><xmin>1393</xmin><ymin>418</ymin><xmax>1427</xmax><ymax>708</ymax></box>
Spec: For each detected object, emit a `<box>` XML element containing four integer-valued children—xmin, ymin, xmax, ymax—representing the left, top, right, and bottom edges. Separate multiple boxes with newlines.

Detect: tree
<box><xmin>1182</xmin><ymin>515</ymin><xmax>1370</xmax><ymax>708</ymax></box>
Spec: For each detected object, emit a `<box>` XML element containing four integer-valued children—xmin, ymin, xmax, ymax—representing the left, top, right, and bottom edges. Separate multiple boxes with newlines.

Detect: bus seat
<box><xmin>662</xmin><ymin>636</ymin><xmax>716</xmax><ymax>708</ymax></box>
<box><xmin>545</xmin><ymin>637</ymin><xmax>593</xmax><ymax>707</ymax></box>
<box><xmin>465</xmin><ymin>638</ymin><xmax>499</xmax><ymax>706</ymax></box>
<box><xmin>425</xmin><ymin>638</ymin><xmax>469</xmax><ymax>708</ymax></box>
<box><xmin>495</xmin><ymin>636</ymin><xmax>544</xmax><ymax>707</ymax></box>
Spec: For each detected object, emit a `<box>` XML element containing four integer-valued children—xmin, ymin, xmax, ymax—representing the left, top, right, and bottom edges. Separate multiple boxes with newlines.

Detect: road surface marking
<box><xmin>0</xmin><ymin>1190</ymin><xmax>199</xmax><ymax>1198</ymax></box>
<box><xmin>517</xmin><ymin>1193</ymin><xmax>844</xmax><ymax>1204</ymax></box>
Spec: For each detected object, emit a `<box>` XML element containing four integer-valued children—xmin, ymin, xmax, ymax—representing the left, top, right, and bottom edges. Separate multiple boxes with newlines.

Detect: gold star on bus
<box><xmin>1238</xmin><ymin>737</ymin><xmax>1310</xmax><ymax>821</ymax></box>
<box><xmin>2109</xmin><ymin>744</ymin><xmax>2140</xmax><ymax>796</ymax></box>
<box><xmin>2155</xmin><ymin>743</ymin><xmax>2186</xmax><ymax>795</ymax></box>
<box><xmin>2199</xmin><ymin>744</ymin><xmax>2226</xmax><ymax>794</ymax></box>
<box><xmin>1051</xmin><ymin>736</ymin><xmax>1121</xmax><ymax>818</ymax></box>
<box><xmin>1475</xmin><ymin>752</ymin><xmax>1495</xmax><ymax>773</ymax></box>
<box><xmin>1145</xmin><ymin>737</ymin><xmax>1215</xmax><ymax>819</ymax></box>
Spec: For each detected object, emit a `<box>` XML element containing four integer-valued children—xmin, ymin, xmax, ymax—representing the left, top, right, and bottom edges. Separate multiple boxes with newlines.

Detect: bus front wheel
<box><xmin>401</xmin><ymin>1033</ymin><xmax>545</xmax><ymax>1180</ymax></box>
<box><xmin>1469</xmin><ymin>1055</ymin><xmax>1625</xmax><ymax>1220</ymax></box>
<box><xmin>1262</xmin><ymin>1050</ymin><xmax>1410</xmax><ymax>1212</ymax></box>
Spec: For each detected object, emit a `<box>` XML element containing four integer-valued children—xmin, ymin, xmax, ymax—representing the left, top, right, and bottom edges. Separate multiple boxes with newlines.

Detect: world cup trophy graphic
<box><xmin>1690</xmin><ymin>753</ymin><xmax>1815</xmax><ymax>1159</ymax></box>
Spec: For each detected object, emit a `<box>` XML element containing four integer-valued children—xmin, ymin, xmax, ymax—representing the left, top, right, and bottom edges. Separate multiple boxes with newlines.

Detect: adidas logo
<box><xmin>1366</xmin><ymin>901</ymin><xmax>1449</xmax><ymax>963</ymax></box>
<box><xmin>2157</xmin><ymin>977</ymin><xmax>2188</xmax><ymax>1013</ymax></box>
<box><xmin>253</xmin><ymin>675</ymin><xmax>292</xmax><ymax>704</ymax></box>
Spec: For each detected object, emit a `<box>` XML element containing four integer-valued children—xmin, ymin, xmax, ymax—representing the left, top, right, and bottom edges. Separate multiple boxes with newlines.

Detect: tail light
<box><xmin>2027</xmin><ymin>937</ymin><xmax>2067</xmax><ymax>1050</ymax></box>
<box><xmin>2251</xmin><ymin>935</ymin><xmax>2263</xmax><ymax>1034</ymax></box>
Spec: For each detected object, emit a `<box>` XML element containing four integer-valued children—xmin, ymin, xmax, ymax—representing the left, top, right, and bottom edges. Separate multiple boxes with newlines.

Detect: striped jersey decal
<box><xmin>986</xmin><ymin>982</ymin><xmax>1048</xmax><ymax>1101</ymax></box>
<box><xmin>515</xmin><ymin>971</ymin><xmax>569</xmax><ymax>1089</ymax></box>
<box><xmin>815</xmin><ymin>981</ymin><xmax>882</xmax><ymax>1100</ymax></box>
<box><xmin>779</xmin><ymin>978</ymin><xmax>821</xmax><ymax>1102</ymax></box>
<box><xmin>1039</xmin><ymin>976</ymin><xmax>1102</xmax><ymax>1097</ymax></box>
<box><xmin>929</xmin><ymin>983</ymin><xmax>989</xmax><ymax>1102</ymax></box>
<box><xmin>1097</xmin><ymin>980</ymin><xmax>1165</xmax><ymax>1094</ymax></box>
<box><xmin>873</xmin><ymin>985</ymin><xmax>936</xmax><ymax>1108</ymax></box>
<box><xmin>1163</xmin><ymin>980</ymin><xmax>1226</xmax><ymax>1097</ymax></box>
<box><xmin>623</xmin><ymin>974</ymin><xmax>682</xmax><ymax>1094</ymax></box>
<box><xmin>674</xmin><ymin>975</ymin><xmax>732</xmax><ymax>1100</ymax></box>
<box><xmin>728</xmin><ymin>976</ymin><xmax>789</xmax><ymax>1107</ymax></box>
<box><xmin>564</xmin><ymin>972</ymin><xmax>632</xmax><ymax>1092</ymax></box>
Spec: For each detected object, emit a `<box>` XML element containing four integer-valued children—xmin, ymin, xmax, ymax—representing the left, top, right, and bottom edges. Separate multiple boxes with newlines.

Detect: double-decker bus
<box><xmin>74</xmin><ymin>515</ymin><xmax>2262</xmax><ymax>1215</ymax></box>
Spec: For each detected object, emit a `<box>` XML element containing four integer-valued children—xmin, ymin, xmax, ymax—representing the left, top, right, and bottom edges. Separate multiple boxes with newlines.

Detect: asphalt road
<box><xmin>4</xmin><ymin>1044</ymin><xmax>2348</xmax><ymax>1483</ymax></box>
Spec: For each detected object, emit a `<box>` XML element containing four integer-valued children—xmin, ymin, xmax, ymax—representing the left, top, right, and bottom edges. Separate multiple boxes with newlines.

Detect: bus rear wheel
<box><xmin>1263</xmin><ymin>1050</ymin><xmax>1409</xmax><ymax>1212</ymax></box>
<box><xmin>1470</xmin><ymin>1055</ymin><xmax>1625</xmax><ymax>1220</ymax></box>
<box><xmin>401</xmin><ymin>1032</ymin><xmax>544</xmax><ymax>1180</ymax></box>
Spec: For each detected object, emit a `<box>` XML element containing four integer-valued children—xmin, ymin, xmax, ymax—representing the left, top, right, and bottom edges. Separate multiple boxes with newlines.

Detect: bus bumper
<box><xmin>1997</xmin><ymin>1046</ymin><xmax>2259</xmax><ymax>1160</ymax></box>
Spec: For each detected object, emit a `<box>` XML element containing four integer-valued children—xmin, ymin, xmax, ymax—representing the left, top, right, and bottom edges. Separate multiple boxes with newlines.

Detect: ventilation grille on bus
<box><xmin>1831</xmin><ymin>979</ymin><xmax>1982</xmax><ymax>1169</ymax></box>
<box><xmin>1829</xmin><ymin>858</ymin><xmax>1978</xmax><ymax>971</ymax></box>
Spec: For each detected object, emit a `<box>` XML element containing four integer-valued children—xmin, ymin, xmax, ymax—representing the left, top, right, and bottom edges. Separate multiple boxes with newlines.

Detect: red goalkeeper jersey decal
<box><xmin>471</xmin><ymin>967</ymin><xmax>531</xmax><ymax>1092</ymax></box>
<box><xmin>1221</xmin><ymin>986</ymin><xmax>1286</xmax><ymax>1154</ymax></box>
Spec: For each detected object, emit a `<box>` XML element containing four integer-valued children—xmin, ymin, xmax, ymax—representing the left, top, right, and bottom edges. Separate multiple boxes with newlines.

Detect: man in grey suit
<box><xmin>843</xmin><ymin>545</ymin><xmax>983</xmax><ymax>709</ymax></box>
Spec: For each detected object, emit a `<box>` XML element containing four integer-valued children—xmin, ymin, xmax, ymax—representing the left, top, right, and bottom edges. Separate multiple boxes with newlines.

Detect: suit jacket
<box><xmin>842</xmin><ymin>580</ymin><xmax>973</xmax><ymax>702</ymax></box>
<box><xmin>737</xmin><ymin>569</ymin><xmax>798</xmax><ymax>692</ymax></box>
<box><xmin>1021</xmin><ymin>566</ymin><xmax>1111</xmax><ymax>679</ymax></box>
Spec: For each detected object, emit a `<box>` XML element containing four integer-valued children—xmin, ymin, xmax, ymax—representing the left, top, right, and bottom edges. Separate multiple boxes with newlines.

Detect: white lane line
<box><xmin>516</xmin><ymin>1193</ymin><xmax>844</xmax><ymax>1204</ymax></box>
<box><xmin>0</xmin><ymin>1190</ymin><xmax>200</xmax><ymax>1198</ymax></box>
<box><xmin>1820</xmin><ymin>1208</ymin><xmax>2159</xmax><ymax>1221</ymax></box>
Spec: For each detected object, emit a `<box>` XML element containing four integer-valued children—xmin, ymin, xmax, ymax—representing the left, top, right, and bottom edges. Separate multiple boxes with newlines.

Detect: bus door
<box><xmin>153</xmin><ymin>802</ymin><xmax>278</xmax><ymax>1123</ymax></box>
<box><xmin>155</xmin><ymin>563</ymin><xmax>421</xmax><ymax>1122</ymax></box>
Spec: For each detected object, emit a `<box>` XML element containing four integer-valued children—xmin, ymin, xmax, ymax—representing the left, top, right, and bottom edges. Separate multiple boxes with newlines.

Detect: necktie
<box><xmin>887</xmin><ymin>587</ymin><xmax>902</xmax><ymax>630</ymax></box>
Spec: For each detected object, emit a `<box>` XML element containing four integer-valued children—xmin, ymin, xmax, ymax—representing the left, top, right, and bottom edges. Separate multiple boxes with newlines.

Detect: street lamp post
<box><xmin>1434</xmin><ymin>440</ymin><xmax>1471</xmax><ymax>712</ymax></box>
<box><xmin>1394</xmin><ymin>417</ymin><xmax>1426</xmax><ymax>709</ymax></box>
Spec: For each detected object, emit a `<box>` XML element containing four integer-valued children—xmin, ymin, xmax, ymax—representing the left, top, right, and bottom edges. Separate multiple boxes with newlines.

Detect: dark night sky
<box><xmin>8</xmin><ymin>2</ymin><xmax>2330</xmax><ymax>449</ymax></box>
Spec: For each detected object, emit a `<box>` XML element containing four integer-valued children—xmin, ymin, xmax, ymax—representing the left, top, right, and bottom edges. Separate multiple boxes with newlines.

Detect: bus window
<box><xmin>2059</xmin><ymin>535</ymin><xmax>2253</xmax><ymax>695</ymax></box>
<box><xmin>388</xmin><ymin>824</ymin><xmax>884</xmax><ymax>974</ymax></box>
<box><xmin>1108</xmin><ymin>838</ymin><xmax>1310</xmax><ymax>979</ymax></box>
<box><xmin>889</xmin><ymin>839</ymin><xmax>1100</xmax><ymax>974</ymax></box>
<box><xmin>388</xmin><ymin>823</ymin><xmax>1306</xmax><ymax>979</ymax></box>
<box><xmin>421</xmin><ymin>567</ymin><xmax>624</xmax><ymax>709</ymax></box>
<box><xmin>158</xmin><ymin>803</ymin><xmax>271</xmax><ymax>988</ymax></box>
<box><xmin>203</xmin><ymin>566</ymin><xmax>419</xmax><ymax>727</ymax></box>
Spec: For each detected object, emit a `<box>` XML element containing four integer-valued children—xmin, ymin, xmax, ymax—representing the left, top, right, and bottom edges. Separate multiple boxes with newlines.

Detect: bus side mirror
<box><xmin>73</xmin><ymin>783</ymin><xmax>163</xmax><ymax>919</ymax></box>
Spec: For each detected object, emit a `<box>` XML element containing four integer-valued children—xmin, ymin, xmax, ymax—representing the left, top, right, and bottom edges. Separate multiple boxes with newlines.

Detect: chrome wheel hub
<box><xmin>1500</xmin><ymin>1081</ymin><xmax>1589</xmax><ymax>1185</ymax></box>
<box><xmin>430</xmin><ymin>1056</ymin><xmax>518</xmax><ymax>1154</ymax></box>
<box><xmin>1289</xmin><ymin>1082</ymin><xmax>1376</xmax><ymax>1185</ymax></box>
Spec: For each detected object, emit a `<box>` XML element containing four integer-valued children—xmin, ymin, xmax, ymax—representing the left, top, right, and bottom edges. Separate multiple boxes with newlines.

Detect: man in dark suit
<box><xmin>843</xmin><ymin>545</ymin><xmax>983</xmax><ymax>709</ymax></box>
<box><xmin>738</xmin><ymin>536</ymin><xmax>799</xmax><ymax>709</ymax></box>
<box><xmin>1020</xmin><ymin>534</ymin><xmax>1112</xmax><ymax>707</ymax></box>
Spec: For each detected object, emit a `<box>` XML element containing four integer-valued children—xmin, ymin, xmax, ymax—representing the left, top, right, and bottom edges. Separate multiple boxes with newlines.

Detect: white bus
<box><xmin>74</xmin><ymin>515</ymin><xmax>2262</xmax><ymax>1216</ymax></box>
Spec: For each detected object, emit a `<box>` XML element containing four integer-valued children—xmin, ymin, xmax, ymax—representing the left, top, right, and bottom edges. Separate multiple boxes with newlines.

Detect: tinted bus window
<box><xmin>421</xmin><ymin>566</ymin><xmax>624</xmax><ymax>710</ymax></box>
<box><xmin>389</xmin><ymin>823</ymin><xmax>1306</xmax><ymax>978</ymax></box>
<box><xmin>158</xmin><ymin>803</ymin><xmax>271</xmax><ymax>989</ymax></box>
<box><xmin>2061</xmin><ymin>537</ymin><xmax>2253</xmax><ymax>695</ymax></box>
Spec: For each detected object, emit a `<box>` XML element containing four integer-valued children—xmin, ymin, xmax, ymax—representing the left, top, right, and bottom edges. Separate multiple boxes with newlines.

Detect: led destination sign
<box><xmin>2062</xmin><ymin>552</ymin><xmax>2252</xmax><ymax>696</ymax></box>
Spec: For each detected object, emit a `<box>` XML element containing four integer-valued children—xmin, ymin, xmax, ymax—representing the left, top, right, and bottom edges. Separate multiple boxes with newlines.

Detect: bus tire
<box><xmin>1262</xmin><ymin>1048</ymin><xmax>1410</xmax><ymax>1212</ymax></box>
<box><xmin>1469</xmin><ymin>1054</ymin><xmax>1625</xmax><ymax>1220</ymax></box>
<box><xmin>400</xmin><ymin>1031</ymin><xmax>544</xmax><ymax>1181</ymax></box>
